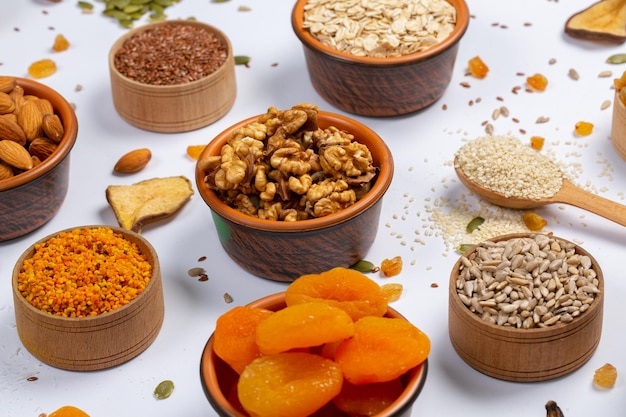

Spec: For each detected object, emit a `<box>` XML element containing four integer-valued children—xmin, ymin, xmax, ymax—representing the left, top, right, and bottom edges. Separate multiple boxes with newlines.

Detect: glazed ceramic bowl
<box><xmin>0</xmin><ymin>77</ymin><xmax>78</xmax><ymax>241</ymax></box>
<box><xmin>448</xmin><ymin>233</ymin><xmax>604</xmax><ymax>382</ymax></box>
<box><xmin>291</xmin><ymin>0</ymin><xmax>469</xmax><ymax>116</ymax></box>
<box><xmin>109</xmin><ymin>20</ymin><xmax>236</xmax><ymax>133</ymax></box>
<box><xmin>12</xmin><ymin>225</ymin><xmax>164</xmax><ymax>371</ymax></box>
<box><xmin>195</xmin><ymin>110</ymin><xmax>394</xmax><ymax>282</ymax></box>
<box><xmin>200</xmin><ymin>292</ymin><xmax>428</xmax><ymax>417</ymax></box>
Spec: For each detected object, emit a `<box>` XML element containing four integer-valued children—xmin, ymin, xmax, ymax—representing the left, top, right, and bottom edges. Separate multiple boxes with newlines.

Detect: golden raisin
<box><xmin>237</xmin><ymin>352</ymin><xmax>343</xmax><ymax>417</ymax></box>
<box><xmin>380</xmin><ymin>283</ymin><xmax>403</xmax><ymax>302</ymax></box>
<box><xmin>52</xmin><ymin>34</ymin><xmax>70</xmax><ymax>52</ymax></box>
<box><xmin>468</xmin><ymin>56</ymin><xmax>489</xmax><ymax>79</ymax></box>
<box><xmin>380</xmin><ymin>256</ymin><xmax>403</xmax><ymax>277</ymax></box>
<box><xmin>614</xmin><ymin>71</ymin><xmax>626</xmax><ymax>90</ymax></box>
<box><xmin>526</xmin><ymin>73</ymin><xmax>548</xmax><ymax>91</ymax></box>
<box><xmin>575</xmin><ymin>121</ymin><xmax>594</xmax><ymax>136</ymax></box>
<box><xmin>593</xmin><ymin>363</ymin><xmax>617</xmax><ymax>389</ymax></box>
<box><xmin>523</xmin><ymin>212</ymin><xmax>547</xmax><ymax>231</ymax></box>
<box><xmin>530</xmin><ymin>136</ymin><xmax>545</xmax><ymax>150</ymax></box>
<box><xmin>28</xmin><ymin>59</ymin><xmax>57</xmax><ymax>79</ymax></box>
<box><xmin>186</xmin><ymin>145</ymin><xmax>205</xmax><ymax>160</ymax></box>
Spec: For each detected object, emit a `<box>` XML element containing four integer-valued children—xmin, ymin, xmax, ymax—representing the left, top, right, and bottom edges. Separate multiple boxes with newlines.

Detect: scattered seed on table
<box><xmin>536</xmin><ymin>116</ymin><xmax>550</xmax><ymax>123</ymax></box>
<box><xmin>154</xmin><ymin>380</ymin><xmax>175</xmax><ymax>400</ymax></box>
<box><xmin>188</xmin><ymin>267</ymin><xmax>205</xmax><ymax>277</ymax></box>
<box><xmin>568</xmin><ymin>68</ymin><xmax>579</xmax><ymax>80</ymax></box>
<box><xmin>198</xmin><ymin>256</ymin><xmax>207</xmax><ymax>262</ymax></box>
<box><xmin>598</xmin><ymin>70</ymin><xmax>613</xmax><ymax>78</ymax></box>
<box><xmin>460</xmin><ymin>81</ymin><xmax>471</xmax><ymax>88</ymax></box>
<box><xmin>601</xmin><ymin>100</ymin><xmax>611</xmax><ymax>110</ymax></box>
<box><xmin>224</xmin><ymin>293</ymin><xmax>233</xmax><ymax>303</ymax></box>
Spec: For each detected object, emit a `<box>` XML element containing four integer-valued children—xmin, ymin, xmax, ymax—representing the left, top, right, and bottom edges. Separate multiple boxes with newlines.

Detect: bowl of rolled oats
<box><xmin>291</xmin><ymin>0</ymin><xmax>469</xmax><ymax>117</ymax></box>
<box><xmin>108</xmin><ymin>20</ymin><xmax>236</xmax><ymax>133</ymax></box>
<box><xmin>195</xmin><ymin>104</ymin><xmax>394</xmax><ymax>282</ymax></box>
<box><xmin>448</xmin><ymin>233</ymin><xmax>604</xmax><ymax>382</ymax></box>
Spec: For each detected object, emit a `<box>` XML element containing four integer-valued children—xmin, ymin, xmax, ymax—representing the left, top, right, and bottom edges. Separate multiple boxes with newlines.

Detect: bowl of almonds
<box><xmin>448</xmin><ymin>233</ymin><xmax>604</xmax><ymax>382</ymax></box>
<box><xmin>291</xmin><ymin>0</ymin><xmax>469</xmax><ymax>116</ymax></box>
<box><xmin>0</xmin><ymin>76</ymin><xmax>78</xmax><ymax>241</ymax></box>
<box><xmin>195</xmin><ymin>104</ymin><xmax>394</xmax><ymax>282</ymax></box>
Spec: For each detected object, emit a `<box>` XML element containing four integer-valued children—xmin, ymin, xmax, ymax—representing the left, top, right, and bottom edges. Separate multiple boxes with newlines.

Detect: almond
<box><xmin>17</xmin><ymin>100</ymin><xmax>43</xmax><ymax>141</ymax></box>
<box><xmin>0</xmin><ymin>139</ymin><xmax>33</xmax><ymax>170</ymax></box>
<box><xmin>29</xmin><ymin>137</ymin><xmax>58</xmax><ymax>161</ymax></box>
<box><xmin>0</xmin><ymin>76</ymin><xmax>16</xmax><ymax>94</ymax></box>
<box><xmin>34</xmin><ymin>98</ymin><xmax>54</xmax><ymax>116</ymax></box>
<box><xmin>114</xmin><ymin>148</ymin><xmax>152</xmax><ymax>174</ymax></box>
<box><xmin>0</xmin><ymin>92</ymin><xmax>15</xmax><ymax>114</ymax></box>
<box><xmin>41</xmin><ymin>113</ymin><xmax>65</xmax><ymax>143</ymax></box>
<box><xmin>0</xmin><ymin>161</ymin><xmax>14</xmax><ymax>181</ymax></box>
<box><xmin>0</xmin><ymin>116</ymin><xmax>27</xmax><ymax>145</ymax></box>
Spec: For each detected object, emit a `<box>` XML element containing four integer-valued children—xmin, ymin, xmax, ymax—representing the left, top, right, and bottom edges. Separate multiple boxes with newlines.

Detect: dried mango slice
<box><xmin>565</xmin><ymin>0</ymin><xmax>626</xmax><ymax>44</ymax></box>
<box><xmin>237</xmin><ymin>352</ymin><xmax>343</xmax><ymax>417</ymax></box>
<box><xmin>255</xmin><ymin>302</ymin><xmax>354</xmax><ymax>355</ymax></box>
<box><xmin>334</xmin><ymin>316</ymin><xmax>430</xmax><ymax>385</ymax></box>
<box><xmin>332</xmin><ymin>378</ymin><xmax>404</xmax><ymax>416</ymax></box>
<box><xmin>213</xmin><ymin>306</ymin><xmax>274</xmax><ymax>374</ymax></box>
<box><xmin>285</xmin><ymin>267</ymin><xmax>388</xmax><ymax>321</ymax></box>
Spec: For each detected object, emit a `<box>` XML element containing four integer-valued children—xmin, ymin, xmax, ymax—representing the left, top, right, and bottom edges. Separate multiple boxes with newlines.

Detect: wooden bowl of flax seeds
<box><xmin>108</xmin><ymin>20</ymin><xmax>236</xmax><ymax>133</ymax></box>
<box><xmin>448</xmin><ymin>233</ymin><xmax>604</xmax><ymax>382</ymax></box>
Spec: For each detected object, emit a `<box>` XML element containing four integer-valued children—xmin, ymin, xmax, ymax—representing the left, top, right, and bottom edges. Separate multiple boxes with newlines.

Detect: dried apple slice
<box><xmin>565</xmin><ymin>0</ymin><xmax>626</xmax><ymax>43</ymax></box>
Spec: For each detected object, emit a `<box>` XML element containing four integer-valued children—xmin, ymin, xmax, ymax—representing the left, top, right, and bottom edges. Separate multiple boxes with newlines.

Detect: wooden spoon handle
<box><xmin>556</xmin><ymin>179</ymin><xmax>626</xmax><ymax>226</ymax></box>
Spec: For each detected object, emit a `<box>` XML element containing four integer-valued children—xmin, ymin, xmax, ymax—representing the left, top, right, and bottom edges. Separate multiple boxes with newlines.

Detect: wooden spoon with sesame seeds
<box><xmin>454</xmin><ymin>156</ymin><xmax>626</xmax><ymax>227</ymax></box>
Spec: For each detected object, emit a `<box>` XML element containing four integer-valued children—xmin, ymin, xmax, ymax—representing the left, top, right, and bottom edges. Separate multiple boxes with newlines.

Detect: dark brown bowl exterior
<box><xmin>0</xmin><ymin>78</ymin><xmax>78</xmax><ymax>241</ymax></box>
<box><xmin>291</xmin><ymin>0</ymin><xmax>470</xmax><ymax>117</ymax></box>
<box><xmin>195</xmin><ymin>111</ymin><xmax>394</xmax><ymax>282</ymax></box>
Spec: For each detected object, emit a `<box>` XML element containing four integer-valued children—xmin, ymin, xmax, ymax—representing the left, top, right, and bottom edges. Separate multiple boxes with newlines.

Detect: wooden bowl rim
<box><xmin>194</xmin><ymin>110</ymin><xmax>394</xmax><ymax>232</ymax></box>
<box><xmin>0</xmin><ymin>77</ymin><xmax>78</xmax><ymax>192</ymax></box>
<box><xmin>449</xmin><ymin>232</ymin><xmax>604</xmax><ymax>335</ymax></box>
<box><xmin>12</xmin><ymin>225</ymin><xmax>161</xmax><ymax>322</ymax></box>
<box><xmin>291</xmin><ymin>0</ymin><xmax>470</xmax><ymax>66</ymax></box>
<box><xmin>108</xmin><ymin>19</ymin><xmax>234</xmax><ymax>90</ymax></box>
<box><xmin>199</xmin><ymin>292</ymin><xmax>428</xmax><ymax>417</ymax></box>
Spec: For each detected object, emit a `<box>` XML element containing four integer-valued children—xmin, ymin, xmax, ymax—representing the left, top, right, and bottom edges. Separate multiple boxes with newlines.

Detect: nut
<box><xmin>0</xmin><ymin>161</ymin><xmax>14</xmax><ymax>180</ymax></box>
<box><xmin>41</xmin><ymin>113</ymin><xmax>64</xmax><ymax>143</ymax></box>
<box><xmin>17</xmin><ymin>100</ymin><xmax>44</xmax><ymax>141</ymax></box>
<box><xmin>29</xmin><ymin>137</ymin><xmax>58</xmax><ymax>161</ymax></box>
<box><xmin>113</xmin><ymin>148</ymin><xmax>152</xmax><ymax>173</ymax></box>
<box><xmin>0</xmin><ymin>76</ymin><xmax>17</xmax><ymax>94</ymax></box>
<box><xmin>0</xmin><ymin>116</ymin><xmax>27</xmax><ymax>146</ymax></box>
<box><xmin>0</xmin><ymin>139</ymin><xmax>34</xmax><ymax>170</ymax></box>
<box><xmin>0</xmin><ymin>91</ymin><xmax>15</xmax><ymax>114</ymax></box>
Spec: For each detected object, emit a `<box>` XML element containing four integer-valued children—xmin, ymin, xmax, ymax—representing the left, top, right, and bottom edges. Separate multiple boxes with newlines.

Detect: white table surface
<box><xmin>1</xmin><ymin>0</ymin><xmax>625</xmax><ymax>416</ymax></box>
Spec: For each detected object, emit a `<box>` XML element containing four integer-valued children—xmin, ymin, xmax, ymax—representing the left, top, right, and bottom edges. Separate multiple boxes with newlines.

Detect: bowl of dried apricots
<box><xmin>291</xmin><ymin>0</ymin><xmax>470</xmax><ymax>116</ymax></box>
<box><xmin>195</xmin><ymin>104</ymin><xmax>394</xmax><ymax>282</ymax></box>
<box><xmin>200</xmin><ymin>267</ymin><xmax>429</xmax><ymax>417</ymax></box>
<box><xmin>0</xmin><ymin>76</ymin><xmax>78</xmax><ymax>241</ymax></box>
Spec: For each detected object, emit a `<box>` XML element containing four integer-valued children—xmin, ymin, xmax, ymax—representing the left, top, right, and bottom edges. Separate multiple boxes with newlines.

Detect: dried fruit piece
<box><xmin>593</xmin><ymin>363</ymin><xmax>617</xmax><ymax>388</ymax></box>
<box><xmin>523</xmin><ymin>212</ymin><xmax>547</xmax><ymax>231</ymax></box>
<box><xmin>575</xmin><ymin>121</ymin><xmax>594</xmax><ymax>136</ymax></box>
<box><xmin>113</xmin><ymin>148</ymin><xmax>152</xmax><ymax>173</ymax></box>
<box><xmin>380</xmin><ymin>283</ymin><xmax>403</xmax><ymax>302</ymax></box>
<box><xmin>213</xmin><ymin>305</ymin><xmax>274</xmax><ymax>374</ymax></box>
<box><xmin>237</xmin><ymin>352</ymin><xmax>343</xmax><ymax>417</ymax></box>
<box><xmin>565</xmin><ymin>0</ymin><xmax>626</xmax><ymax>44</ymax></box>
<box><xmin>468</xmin><ymin>56</ymin><xmax>489</xmax><ymax>79</ymax></box>
<box><xmin>255</xmin><ymin>303</ymin><xmax>354</xmax><ymax>355</ymax></box>
<box><xmin>466</xmin><ymin>216</ymin><xmax>484</xmax><ymax>233</ymax></box>
<box><xmin>53</xmin><ymin>34</ymin><xmax>70</xmax><ymax>52</ymax></box>
<box><xmin>545</xmin><ymin>400</ymin><xmax>564</xmax><ymax>417</ymax></box>
<box><xmin>332</xmin><ymin>378</ymin><xmax>404</xmax><ymax>417</ymax></box>
<box><xmin>186</xmin><ymin>144</ymin><xmax>205</xmax><ymax>160</ymax></box>
<box><xmin>48</xmin><ymin>406</ymin><xmax>90</xmax><ymax>417</ymax></box>
<box><xmin>334</xmin><ymin>316</ymin><xmax>430</xmax><ymax>385</ymax></box>
<box><xmin>527</xmin><ymin>73</ymin><xmax>548</xmax><ymax>91</ymax></box>
<box><xmin>28</xmin><ymin>59</ymin><xmax>57</xmax><ymax>79</ymax></box>
<box><xmin>285</xmin><ymin>267</ymin><xmax>388</xmax><ymax>321</ymax></box>
<box><xmin>530</xmin><ymin>136</ymin><xmax>545</xmax><ymax>150</ymax></box>
<box><xmin>154</xmin><ymin>379</ymin><xmax>175</xmax><ymax>399</ymax></box>
<box><xmin>380</xmin><ymin>256</ymin><xmax>402</xmax><ymax>277</ymax></box>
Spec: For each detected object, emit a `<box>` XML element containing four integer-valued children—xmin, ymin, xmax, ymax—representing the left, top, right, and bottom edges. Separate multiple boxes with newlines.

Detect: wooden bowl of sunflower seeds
<box><xmin>108</xmin><ymin>20</ymin><xmax>236</xmax><ymax>133</ymax></box>
<box><xmin>448</xmin><ymin>233</ymin><xmax>604</xmax><ymax>382</ymax></box>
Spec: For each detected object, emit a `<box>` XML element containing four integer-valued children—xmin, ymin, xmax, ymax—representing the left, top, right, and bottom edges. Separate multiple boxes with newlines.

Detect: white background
<box><xmin>1</xmin><ymin>0</ymin><xmax>625</xmax><ymax>416</ymax></box>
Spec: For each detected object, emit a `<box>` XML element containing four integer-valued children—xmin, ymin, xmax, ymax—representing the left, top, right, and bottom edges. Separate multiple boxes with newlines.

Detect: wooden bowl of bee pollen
<box><xmin>12</xmin><ymin>225</ymin><xmax>164</xmax><ymax>371</ymax></box>
<box><xmin>448</xmin><ymin>233</ymin><xmax>604</xmax><ymax>382</ymax></box>
<box><xmin>108</xmin><ymin>20</ymin><xmax>236</xmax><ymax>133</ymax></box>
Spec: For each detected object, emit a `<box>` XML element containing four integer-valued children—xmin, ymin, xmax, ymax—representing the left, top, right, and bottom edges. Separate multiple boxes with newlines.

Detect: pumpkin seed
<box><xmin>466</xmin><ymin>216</ymin><xmax>485</xmax><ymax>233</ymax></box>
<box><xmin>234</xmin><ymin>55</ymin><xmax>251</xmax><ymax>65</ymax></box>
<box><xmin>457</xmin><ymin>244</ymin><xmax>475</xmax><ymax>254</ymax></box>
<box><xmin>78</xmin><ymin>1</ymin><xmax>94</xmax><ymax>10</ymax></box>
<box><xmin>154</xmin><ymin>380</ymin><xmax>174</xmax><ymax>400</ymax></box>
<box><xmin>606</xmin><ymin>53</ymin><xmax>626</xmax><ymax>64</ymax></box>
<box><xmin>351</xmin><ymin>259</ymin><xmax>376</xmax><ymax>273</ymax></box>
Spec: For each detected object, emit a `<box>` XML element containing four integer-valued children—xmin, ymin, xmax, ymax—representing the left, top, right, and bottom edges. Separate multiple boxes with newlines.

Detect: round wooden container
<box><xmin>611</xmin><ymin>91</ymin><xmax>626</xmax><ymax>161</ymax></box>
<box><xmin>109</xmin><ymin>20</ymin><xmax>236</xmax><ymax>133</ymax></box>
<box><xmin>448</xmin><ymin>233</ymin><xmax>604</xmax><ymax>382</ymax></box>
<box><xmin>12</xmin><ymin>226</ymin><xmax>164</xmax><ymax>371</ymax></box>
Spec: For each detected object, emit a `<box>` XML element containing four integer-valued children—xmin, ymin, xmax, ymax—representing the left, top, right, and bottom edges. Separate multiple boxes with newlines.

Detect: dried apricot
<box><xmin>255</xmin><ymin>302</ymin><xmax>354</xmax><ymax>355</ymax></box>
<box><xmin>575</xmin><ymin>121</ymin><xmax>594</xmax><ymax>136</ymax></box>
<box><xmin>380</xmin><ymin>256</ymin><xmax>403</xmax><ymax>277</ymax></box>
<box><xmin>213</xmin><ymin>305</ymin><xmax>274</xmax><ymax>374</ymax></box>
<box><xmin>28</xmin><ymin>59</ymin><xmax>57</xmax><ymax>79</ymax></box>
<box><xmin>186</xmin><ymin>144</ymin><xmax>205</xmax><ymax>160</ymax></box>
<box><xmin>52</xmin><ymin>34</ymin><xmax>70</xmax><ymax>52</ymax></box>
<box><xmin>285</xmin><ymin>267</ymin><xmax>388</xmax><ymax>321</ymax></box>
<box><xmin>334</xmin><ymin>316</ymin><xmax>430</xmax><ymax>385</ymax></box>
<box><xmin>468</xmin><ymin>56</ymin><xmax>489</xmax><ymax>79</ymax></box>
<box><xmin>523</xmin><ymin>212</ymin><xmax>547</xmax><ymax>231</ymax></box>
<box><xmin>530</xmin><ymin>136</ymin><xmax>545</xmax><ymax>150</ymax></box>
<box><xmin>48</xmin><ymin>406</ymin><xmax>90</xmax><ymax>417</ymax></box>
<box><xmin>237</xmin><ymin>352</ymin><xmax>343</xmax><ymax>417</ymax></box>
<box><xmin>332</xmin><ymin>378</ymin><xmax>404</xmax><ymax>416</ymax></box>
<box><xmin>593</xmin><ymin>363</ymin><xmax>617</xmax><ymax>388</ymax></box>
<box><xmin>526</xmin><ymin>73</ymin><xmax>548</xmax><ymax>91</ymax></box>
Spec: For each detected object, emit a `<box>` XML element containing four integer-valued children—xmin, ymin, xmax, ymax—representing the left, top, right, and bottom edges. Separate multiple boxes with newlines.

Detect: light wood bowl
<box><xmin>448</xmin><ymin>233</ymin><xmax>604</xmax><ymax>382</ymax></box>
<box><xmin>611</xmin><ymin>91</ymin><xmax>626</xmax><ymax>161</ymax></box>
<box><xmin>108</xmin><ymin>20</ymin><xmax>236</xmax><ymax>133</ymax></box>
<box><xmin>12</xmin><ymin>226</ymin><xmax>164</xmax><ymax>371</ymax></box>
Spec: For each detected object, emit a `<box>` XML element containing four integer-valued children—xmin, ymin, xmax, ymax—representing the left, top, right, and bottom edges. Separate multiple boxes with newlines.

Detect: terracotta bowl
<box><xmin>200</xmin><ymin>292</ymin><xmax>428</xmax><ymax>417</ymax></box>
<box><xmin>12</xmin><ymin>225</ymin><xmax>164</xmax><ymax>371</ymax></box>
<box><xmin>0</xmin><ymin>77</ymin><xmax>78</xmax><ymax>241</ymax></box>
<box><xmin>109</xmin><ymin>20</ymin><xmax>236</xmax><ymax>133</ymax></box>
<box><xmin>195</xmin><ymin>110</ymin><xmax>394</xmax><ymax>282</ymax></box>
<box><xmin>448</xmin><ymin>233</ymin><xmax>604</xmax><ymax>382</ymax></box>
<box><xmin>291</xmin><ymin>0</ymin><xmax>470</xmax><ymax>117</ymax></box>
